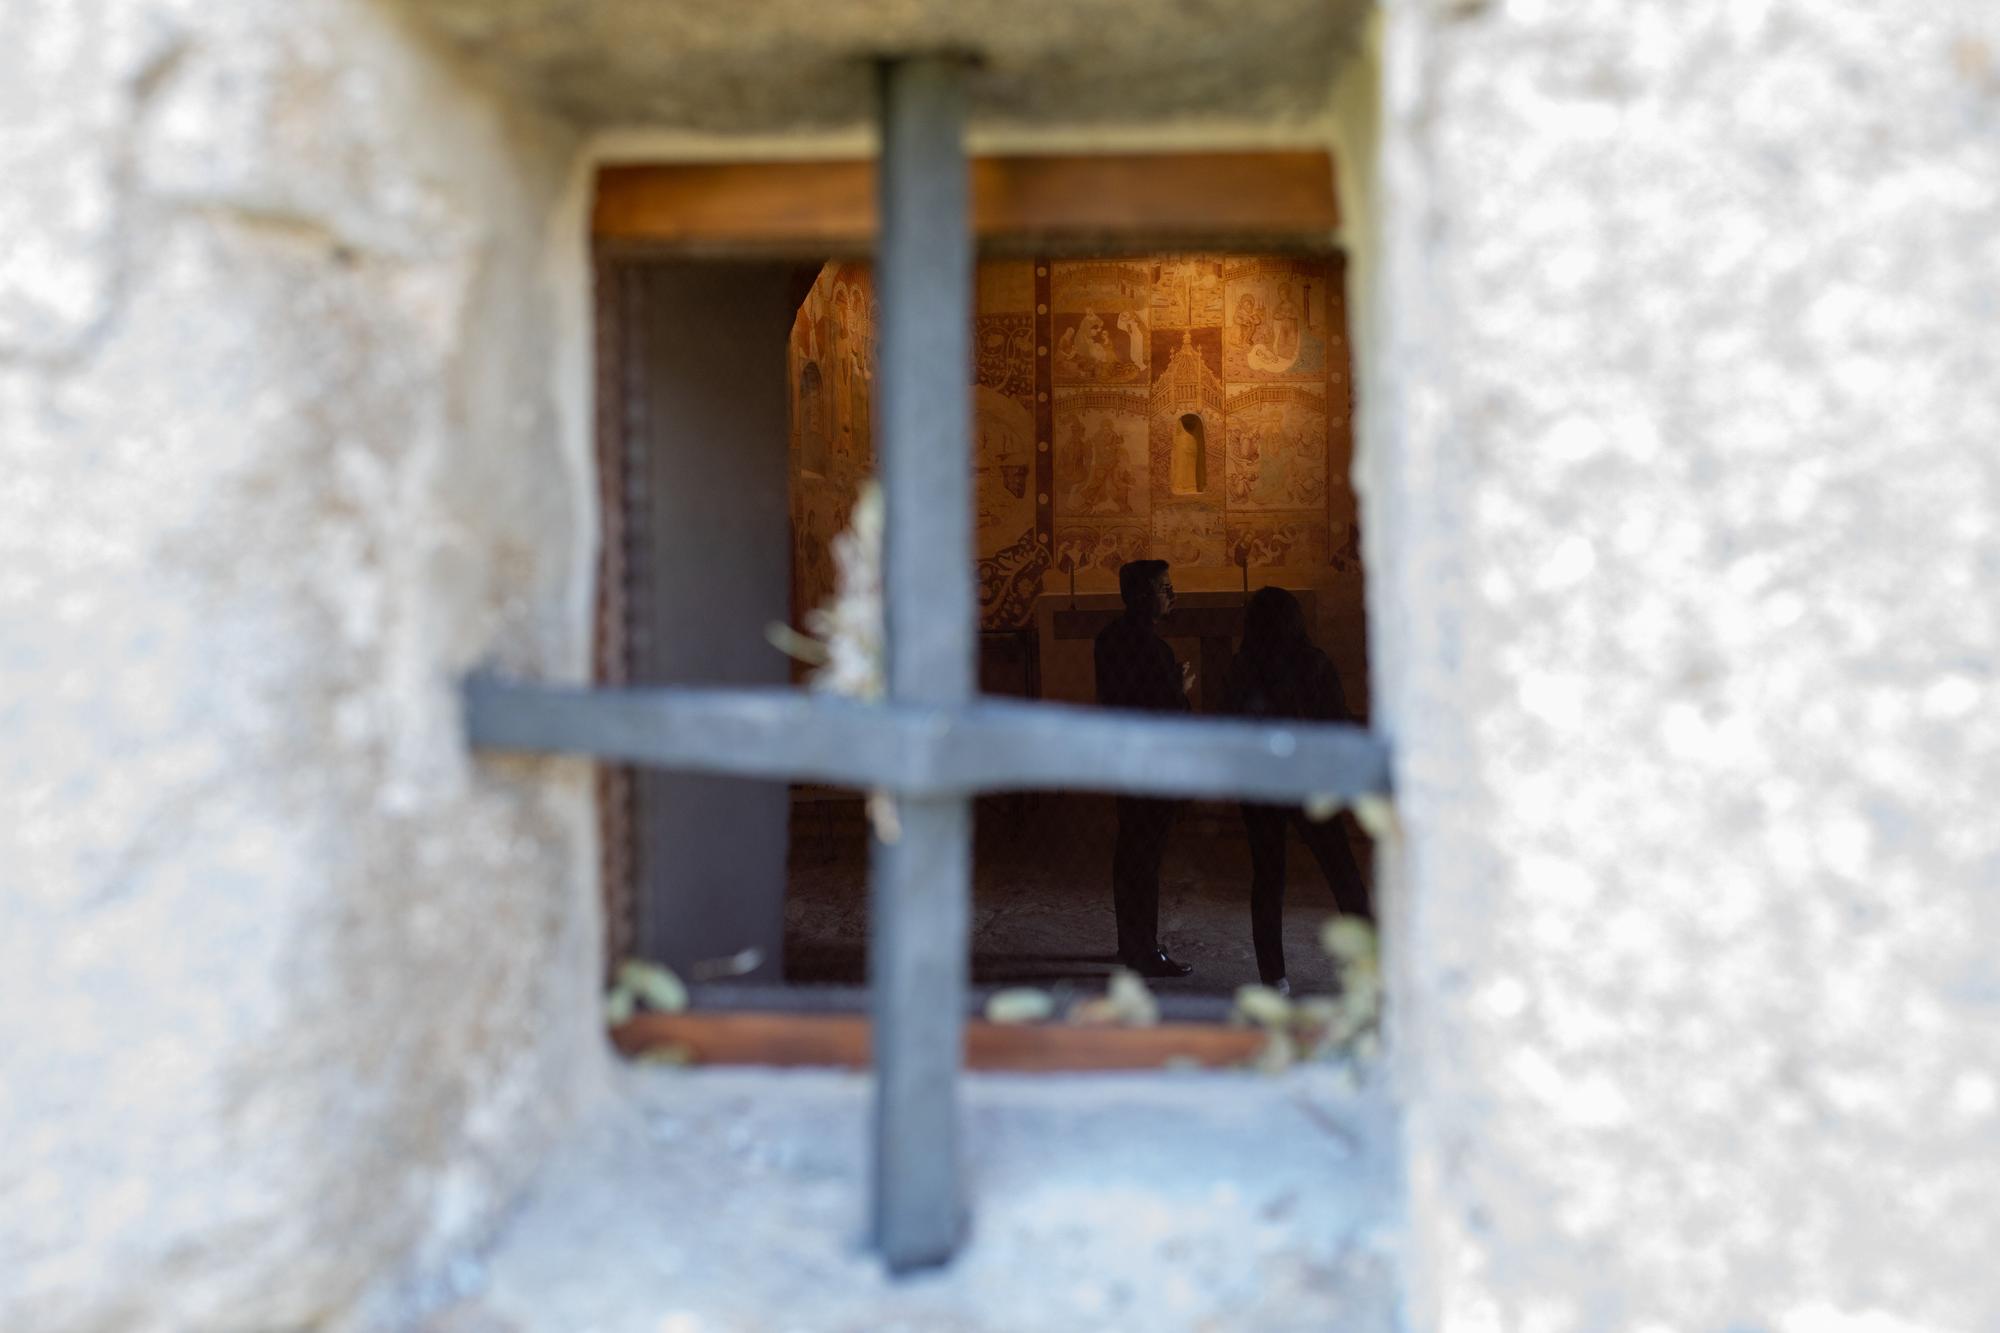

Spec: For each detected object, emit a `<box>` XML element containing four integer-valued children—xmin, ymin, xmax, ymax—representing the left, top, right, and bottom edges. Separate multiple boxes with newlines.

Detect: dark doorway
<box><xmin>600</xmin><ymin>260</ymin><xmax>803</xmax><ymax>984</ymax></box>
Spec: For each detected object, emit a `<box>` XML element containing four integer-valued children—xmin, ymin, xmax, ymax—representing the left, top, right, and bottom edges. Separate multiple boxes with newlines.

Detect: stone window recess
<box><xmin>466</xmin><ymin>57</ymin><xmax>1389</xmax><ymax>1272</ymax></box>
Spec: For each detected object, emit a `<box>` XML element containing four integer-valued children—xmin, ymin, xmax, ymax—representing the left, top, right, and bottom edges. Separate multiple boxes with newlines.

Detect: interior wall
<box><xmin>788</xmin><ymin>261</ymin><xmax>880</xmax><ymax>631</ymax></box>
<box><xmin>787</xmin><ymin>252</ymin><xmax>1369</xmax><ymax>711</ymax></box>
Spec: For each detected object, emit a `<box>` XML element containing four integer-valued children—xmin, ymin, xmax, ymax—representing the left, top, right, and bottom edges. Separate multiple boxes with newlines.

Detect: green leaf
<box><xmin>1302</xmin><ymin>793</ymin><xmax>1343</xmax><ymax>823</ymax></box>
<box><xmin>984</xmin><ymin>988</ymin><xmax>1057</xmax><ymax>1025</ymax></box>
<box><xmin>866</xmin><ymin>791</ymin><xmax>901</xmax><ymax>844</ymax></box>
<box><xmin>1104</xmin><ymin>969</ymin><xmax>1160</xmax><ymax>1026</ymax></box>
<box><xmin>1320</xmin><ymin>914</ymin><xmax>1377</xmax><ymax>965</ymax></box>
<box><xmin>616</xmin><ymin>960</ymin><xmax>689</xmax><ymax>1014</ymax></box>
<box><xmin>1233</xmin><ymin>983</ymin><xmax>1294</xmax><ymax>1029</ymax></box>
<box><xmin>765</xmin><ymin>621</ymin><xmax>831</xmax><ymax>666</ymax></box>
<box><xmin>1351</xmin><ymin>794</ymin><xmax>1397</xmax><ymax>840</ymax></box>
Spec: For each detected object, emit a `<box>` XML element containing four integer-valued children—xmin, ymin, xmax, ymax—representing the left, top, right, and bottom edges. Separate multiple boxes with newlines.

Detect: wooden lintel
<box><xmin>613</xmin><ymin>1011</ymin><xmax>1268</xmax><ymax>1072</ymax></box>
<box><xmin>595</xmin><ymin>160</ymin><xmax>878</xmax><ymax>253</ymax></box>
<box><xmin>970</xmin><ymin>151</ymin><xmax>1340</xmax><ymax>243</ymax></box>
<box><xmin>593</xmin><ymin>151</ymin><xmax>1339</xmax><ymax>252</ymax></box>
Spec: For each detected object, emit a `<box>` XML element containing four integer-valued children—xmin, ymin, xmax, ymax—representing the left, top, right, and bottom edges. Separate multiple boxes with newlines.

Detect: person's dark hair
<box><xmin>1118</xmin><ymin>559</ymin><xmax>1171</xmax><ymax>610</ymax></box>
<box><xmin>1229</xmin><ymin>585</ymin><xmax>1339</xmax><ymax>722</ymax></box>
<box><xmin>1240</xmin><ymin>585</ymin><xmax>1311</xmax><ymax>661</ymax></box>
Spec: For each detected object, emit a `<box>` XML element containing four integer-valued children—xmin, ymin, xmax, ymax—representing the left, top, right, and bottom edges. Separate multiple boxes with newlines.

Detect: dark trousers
<box><xmin>1112</xmin><ymin>796</ymin><xmax>1179</xmax><ymax>958</ymax></box>
<box><xmin>1243</xmin><ymin>804</ymin><xmax>1373</xmax><ymax>984</ymax></box>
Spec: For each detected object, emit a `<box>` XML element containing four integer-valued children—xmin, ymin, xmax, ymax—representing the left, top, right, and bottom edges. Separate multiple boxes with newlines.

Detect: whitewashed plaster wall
<box><xmin>1359</xmin><ymin>2</ymin><xmax>2000</xmax><ymax>1329</ymax></box>
<box><xmin>0</xmin><ymin>2</ymin><xmax>608</xmax><ymax>1327</ymax></box>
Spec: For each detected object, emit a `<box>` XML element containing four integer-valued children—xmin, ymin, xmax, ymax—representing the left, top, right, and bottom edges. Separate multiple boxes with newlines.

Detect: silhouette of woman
<box><xmin>1221</xmin><ymin>587</ymin><xmax>1374</xmax><ymax>991</ymax></box>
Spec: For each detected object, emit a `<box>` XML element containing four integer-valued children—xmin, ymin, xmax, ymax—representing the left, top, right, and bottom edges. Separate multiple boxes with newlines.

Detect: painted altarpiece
<box><xmin>788</xmin><ymin>252</ymin><xmax>1357</xmax><ymax>634</ymax></box>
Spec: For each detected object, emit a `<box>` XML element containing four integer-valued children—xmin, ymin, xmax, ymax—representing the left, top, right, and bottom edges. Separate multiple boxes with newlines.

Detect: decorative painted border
<box><xmin>1033</xmin><ymin>259</ymin><xmax>1055</xmax><ymax>566</ymax></box>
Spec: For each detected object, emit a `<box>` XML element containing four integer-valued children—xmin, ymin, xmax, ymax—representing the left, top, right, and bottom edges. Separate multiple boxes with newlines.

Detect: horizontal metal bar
<box><xmin>464</xmin><ymin>676</ymin><xmax>1392</xmax><ymax>803</ymax></box>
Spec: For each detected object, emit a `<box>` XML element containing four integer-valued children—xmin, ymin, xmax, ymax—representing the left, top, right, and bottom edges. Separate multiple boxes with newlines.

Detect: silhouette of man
<box><xmin>1094</xmin><ymin>559</ymin><xmax>1196</xmax><ymax>978</ymax></box>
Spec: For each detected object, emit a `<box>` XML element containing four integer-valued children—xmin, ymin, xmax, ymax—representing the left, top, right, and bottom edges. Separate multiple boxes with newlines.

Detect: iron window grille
<box><xmin>466</xmin><ymin>57</ymin><xmax>1391</xmax><ymax>1271</ymax></box>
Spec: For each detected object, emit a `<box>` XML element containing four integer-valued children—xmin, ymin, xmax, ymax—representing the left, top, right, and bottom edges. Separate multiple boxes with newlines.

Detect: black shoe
<box><xmin>1120</xmin><ymin>949</ymin><xmax>1193</xmax><ymax>978</ymax></box>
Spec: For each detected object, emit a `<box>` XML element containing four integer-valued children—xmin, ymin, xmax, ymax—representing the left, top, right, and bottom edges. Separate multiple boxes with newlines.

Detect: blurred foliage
<box><xmin>1232</xmin><ymin>912</ymin><xmax>1382</xmax><ymax>1073</ymax></box>
<box><xmin>605</xmin><ymin>959</ymin><xmax>690</xmax><ymax>1025</ymax></box>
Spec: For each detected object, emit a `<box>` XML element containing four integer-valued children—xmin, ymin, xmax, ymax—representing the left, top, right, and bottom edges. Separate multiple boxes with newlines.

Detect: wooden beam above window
<box><xmin>592</xmin><ymin>151</ymin><xmax>1340</xmax><ymax>254</ymax></box>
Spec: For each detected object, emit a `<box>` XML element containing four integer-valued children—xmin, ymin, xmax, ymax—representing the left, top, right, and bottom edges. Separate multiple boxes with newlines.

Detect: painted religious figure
<box><xmin>1054</xmin><ymin>390</ymin><xmax>1149</xmax><ymax>520</ymax></box>
<box><xmin>1272</xmin><ymin>286</ymin><xmax>1301</xmax><ymax>361</ymax></box>
<box><xmin>1224</xmin><ymin>260</ymin><xmax>1329</xmax><ymax>381</ymax></box>
<box><xmin>1055</xmin><ymin>308</ymin><xmax>1147</xmax><ymax>384</ymax></box>
<box><xmin>1052</xmin><ymin>260</ymin><xmax>1150</xmax><ymax>386</ymax></box>
<box><xmin>1061</xmin><ymin>415</ymin><xmax>1140</xmax><ymax>515</ymax></box>
<box><xmin>797</xmin><ymin>361</ymin><xmax>829</xmax><ymax>477</ymax></box>
<box><xmin>970</xmin><ymin>302</ymin><xmax>1040</xmax><ymax>626</ymax></box>
<box><xmin>1149</xmin><ymin>256</ymin><xmax>1226</xmax><ymax>328</ymax></box>
<box><xmin>973</xmin><ymin>384</ymin><xmax>1036</xmax><ymax>557</ymax></box>
<box><xmin>1225</xmin><ymin>383</ymin><xmax>1329</xmax><ymax>510</ymax></box>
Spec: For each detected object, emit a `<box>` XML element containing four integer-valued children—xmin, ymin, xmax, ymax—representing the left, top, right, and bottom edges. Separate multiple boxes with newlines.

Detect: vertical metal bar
<box><xmin>870</xmin><ymin>54</ymin><xmax>974</xmax><ymax>1272</ymax></box>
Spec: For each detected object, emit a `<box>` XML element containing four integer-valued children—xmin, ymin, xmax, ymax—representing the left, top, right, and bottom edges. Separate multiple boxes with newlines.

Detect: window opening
<box><xmin>467</xmin><ymin>57</ymin><xmax>1389</xmax><ymax>1272</ymax></box>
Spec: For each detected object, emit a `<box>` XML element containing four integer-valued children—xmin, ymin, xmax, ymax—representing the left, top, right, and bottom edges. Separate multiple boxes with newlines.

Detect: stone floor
<box><xmin>786</xmin><ymin>793</ymin><xmax>1375</xmax><ymax>998</ymax></box>
<box><xmin>429</xmin><ymin>1065</ymin><xmax>1403</xmax><ymax>1333</ymax></box>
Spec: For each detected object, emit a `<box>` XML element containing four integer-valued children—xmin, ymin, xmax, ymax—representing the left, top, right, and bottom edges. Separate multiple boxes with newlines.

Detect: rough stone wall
<box><xmin>1363</xmin><ymin>2</ymin><xmax>2000</xmax><ymax>1329</ymax></box>
<box><xmin>0</xmin><ymin>2</ymin><xmax>607</xmax><ymax>1328</ymax></box>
